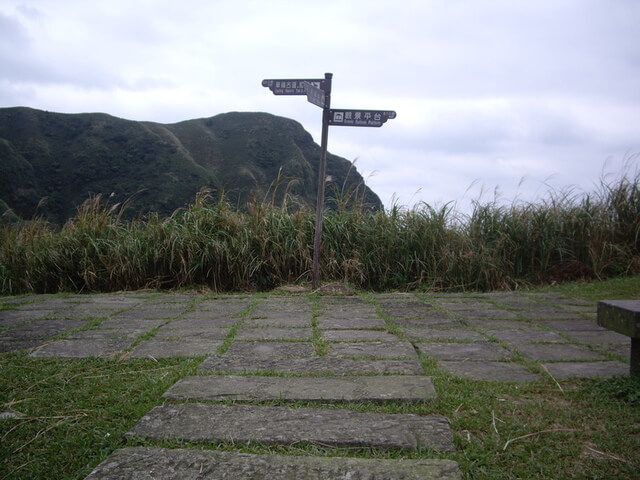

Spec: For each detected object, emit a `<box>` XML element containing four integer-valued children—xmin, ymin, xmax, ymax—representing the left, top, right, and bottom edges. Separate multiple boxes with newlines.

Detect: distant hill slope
<box><xmin>0</xmin><ymin>107</ymin><xmax>381</xmax><ymax>223</ymax></box>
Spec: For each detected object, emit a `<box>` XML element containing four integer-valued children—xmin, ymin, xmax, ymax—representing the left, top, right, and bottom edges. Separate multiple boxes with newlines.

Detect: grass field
<box><xmin>1</xmin><ymin>171</ymin><xmax>639</xmax><ymax>295</ymax></box>
<box><xmin>1</xmin><ymin>276</ymin><xmax>639</xmax><ymax>480</ymax></box>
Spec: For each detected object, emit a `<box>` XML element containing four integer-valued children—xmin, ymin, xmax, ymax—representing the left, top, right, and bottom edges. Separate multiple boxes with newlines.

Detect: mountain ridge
<box><xmin>0</xmin><ymin>107</ymin><xmax>381</xmax><ymax>223</ymax></box>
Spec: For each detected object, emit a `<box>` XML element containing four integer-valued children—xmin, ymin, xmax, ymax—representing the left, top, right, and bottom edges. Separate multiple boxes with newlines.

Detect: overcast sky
<box><xmin>2</xmin><ymin>0</ymin><xmax>639</xmax><ymax>212</ymax></box>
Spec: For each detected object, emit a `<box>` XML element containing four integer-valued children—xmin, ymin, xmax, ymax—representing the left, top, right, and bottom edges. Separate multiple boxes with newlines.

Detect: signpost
<box><xmin>302</xmin><ymin>81</ymin><xmax>326</xmax><ymax>108</ymax></box>
<box><xmin>262</xmin><ymin>73</ymin><xmax>395</xmax><ymax>289</ymax></box>
<box><xmin>329</xmin><ymin>109</ymin><xmax>396</xmax><ymax>127</ymax></box>
<box><xmin>261</xmin><ymin>78</ymin><xmax>325</xmax><ymax>96</ymax></box>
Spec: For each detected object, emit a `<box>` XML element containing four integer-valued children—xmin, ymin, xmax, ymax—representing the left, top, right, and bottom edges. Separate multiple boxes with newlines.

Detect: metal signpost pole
<box><xmin>262</xmin><ymin>73</ymin><xmax>394</xmax><ymax>290</ymax></box>
<box><xmin>312</xmin><ymin>72</ymin><xmax>332</xmax><ymax>289</ymax></box>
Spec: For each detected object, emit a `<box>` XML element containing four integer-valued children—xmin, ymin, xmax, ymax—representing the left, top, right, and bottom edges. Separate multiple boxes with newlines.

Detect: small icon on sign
<box><xmin>333</xmin><ymin>112</ymin><xmax>344</xmax><ymax>122</ymax></box>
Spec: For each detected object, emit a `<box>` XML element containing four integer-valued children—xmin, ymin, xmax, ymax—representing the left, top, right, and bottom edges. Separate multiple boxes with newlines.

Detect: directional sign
<box><xmin>262</xmin><ymin>73</ymin><xmax>396</xmax><ymax>289</ymax></box>
<box><xmin>303</xmin><ymin>81</ymin><xmax>326</xmax><ymax>108</ymax></box>
<box><xmin>328</xmin><ymin>109</ymin><xmax>397</xmax><ymax>127</ymax></box>
<box><xmin>262</xmin><ymin>78</ymin><xmax>325</xmax><ymax>95</ymax></box>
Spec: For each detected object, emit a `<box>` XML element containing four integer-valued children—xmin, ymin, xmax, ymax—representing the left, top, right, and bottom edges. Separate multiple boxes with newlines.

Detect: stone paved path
<box><xmin>0</xmin><ymin>291</ymin><xmax>632</xmax><ymax>479</ymax></box>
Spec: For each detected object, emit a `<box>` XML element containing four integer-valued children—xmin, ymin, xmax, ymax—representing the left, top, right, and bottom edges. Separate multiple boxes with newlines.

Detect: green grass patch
<box><xmin>2</xmin><ymin>281</ymin><xmax>640</xmax><ymax>479</ymax></box>
<box><xmin>0</xmin><ymin>353</ymin><xmax>200</xmax><ymax>480</ymax></box>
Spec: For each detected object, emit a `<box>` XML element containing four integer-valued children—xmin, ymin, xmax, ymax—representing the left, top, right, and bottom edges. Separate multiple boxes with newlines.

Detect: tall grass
<box><xmin>1</xmin><ymin>173</ymin><xmax>639</xmax><ymax>294</ymax></box>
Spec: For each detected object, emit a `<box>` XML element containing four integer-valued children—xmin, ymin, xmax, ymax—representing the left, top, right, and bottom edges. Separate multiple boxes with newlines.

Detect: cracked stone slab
<box><xmin>516</xmin><ymin>343</ymin><xmax>605</xmax><ymax>361</ymax></box>
<box><xmin>128</xmin><ymin>339</ymin><xmax>223</xmax><ymax>358</ymax></box>
<box><xmin>416</xmin><ymin>342</ymin><xmax>512</xmax><ymax>361</ymax></box>
<box><xmin>84</xmin><ymin>447</ymin><xmax>462</xmax><ymax>480</ymax></box>
<box><xmin>438</xmin><ymin>361</ymin><xmax>540</xmax><ymax>382</ymax></box>
<box><xmin>29</xmin><ymin>338</ymin><xmax>132</xmax><ymax>358</ymax></box>
<box><xmin>542</xmin><ymin>361</ymin><xmax>629</xmax><ymax>379</ymax></box>
<box><xmin>163</xmin><ymin>375</ymin><xmax>437</xmax><ymax>403</ymax></box>
<box><xmin>328</xmin><ymin>341</ymin><xmax>418</xmax><ymax>360</ymax></box>
<box><xmin>225</xmin><ymin>341</ymin><xmax>315</xmax><ymax>357</ymax></box>
<box><xmin>127</xmin><ymin>403</ymin><xmax>455</xmax><ymax>452</ymax></box>
<box><xmin>201</xmin><ymin>355</ymin><xmax>424</xmax><ymax>375</ymax></box>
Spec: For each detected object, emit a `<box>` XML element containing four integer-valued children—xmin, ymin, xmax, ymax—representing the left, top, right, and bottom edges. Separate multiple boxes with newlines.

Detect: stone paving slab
<box><xmin>235</xmin><ymin>327</ymin><xmax>312</xmax><ymax>341</ymax></box>
<box><xmin>84</xmin><ymin>447</ymin><xmax>463</xmax><ymax>480</ymax></box>
<box><xmin>0</xmin><ymin>310</ymin><xmax>52</xmax><ymax>327</ymax></box>
<box><xmin>438</xmin><ymin>361</ymin><xmax>541</xmax><ymax>382</ymax></box>
<box><xmin>0</xmin><ymin>319</ymin><xmax>85</xmax><ymax>339</ymax></box>
<box><xmin>322</xmin><ymin>329</ymin><xmax>398</xmax><ymax>342</ymax></box>
<box><xmin>488</xmin><ymin>329</ymin><xmax>567</xmax><ymax>344</ymax></box>
<box><xmin>390</xmin><ymin>317</ymin><xmax>462</xmax><ymax>328</ymax></box>
<box><xmin>328</xmin><ymin>341</ymin><xmax>418</xmax><ymax>360</ymax></box>
<box><xmin>516</xmin><ymin>309</ymin><xmax>584</xmax><ymax>320</ymax></box>
<box><xmin>128</xmin><ymin>339</ymin><xmax>223</xmax><ymax>358</ymax></box>
<box><xmin>453</xmin><ymin>309</ymin><xmax>518</xmax><ymax>319</ymax></box>
<box><xmin>243</xmin><ymin>316</ymin><xmax>310</xmax><ymax>328</ymax></box>
<box><xmin>127</xmin><ymin>403</ymin><xmax>456</xmax><ymax>452</ymax></box>
<box><xmin>225</xmin><ymin>341</ymin><xmax>315</xmax><ymax>357</ymax></box>
<box><xmin>30</xmin><ymin>338</ymin><xmax>132</xmax><ymax>358</ymax></box>
<box><xmin>538</xmin><ymin>320</ymin><xmax>606</xmax><ymax>331</ymax></box>
<box><xmin>402</xmin><ymin>328</ymin><xmax>488</xmax><ymax>342</ymax></box>
<box><xmin>0</xmin><ymin>339</ymin><xmax>42</xmax><ymax>353</ymax></box>
<box><xmin>154</xmin><ymin>326</ymin><xmax>229</xmax><ymax>340</ymax></box>
<box><xmin>599</xmin><ymin>343</ymin><xmax>631</xmax><ymax>358</ymax></box>
<box><xmin>164</xmin><ymin>375</ymin><xmax>437</xmax><ymax>403</ymax></box>
<box><xmin>542</xmin><ymin>361</ymin><xmax>629</xmax><ymax>379</ymax></box>
<box><xmin>201</xmin><ymin>355</ymin><xmax>424</xmax><ymax>375</ymax></box>
<box><xmin>317</xmin><ymin>317</ymin><xmax>387</xmax><ymax>329</ymax></box>
<box><xmin>67</xmin><ymin>329</ymin><xmax>147</xmax><ymax>340</ymax></box>
<box><xmin>416</xmin><ymin>342</ymin><xmax>512</xmax><ymax>361</ymax></box>
<box><xmin>464</xmin><ymin>319</ymin><xmax>540</xmax><ymax>330</ymax></box>
<box><xmin>516</xmin><ymin>343</ymin><xmax>605</xmax><ymax>361</ymax></box>
<box><xmin>177</xmin><ymin>313</ymin><xmax>243</xmax><ymax>324</ymax></box>
<box><xmin>99</xmin><ymin>318</ymin><xmax>167</xmax><ymax>330</ymax></box>
<box><xmin>562</xmin><ymin>330</ymin><xmax>629</xmax><ymax>344</ymax></box>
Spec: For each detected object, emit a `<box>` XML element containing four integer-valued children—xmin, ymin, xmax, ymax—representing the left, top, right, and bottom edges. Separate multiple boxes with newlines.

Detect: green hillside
<box><xmin>0</xmin><ymin>107</ymin><xmax>381</xmax><ymax>223</ymax></box>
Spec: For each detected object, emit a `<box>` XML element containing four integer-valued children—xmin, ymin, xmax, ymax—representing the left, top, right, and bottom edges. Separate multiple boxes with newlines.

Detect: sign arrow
<box><xmin>302</xmin><ymin>81</ymin><xmax>326</xmax><ymax>108</ymax></box>
<box><xmin>328</xmin><ymin>109</ymin><xmax>397</xmax><ymax>127</ymax></box>
<box><xmin>262</xmin><ymin>78</ymin><xmax>325</xmax><ymax>95</ymax></box>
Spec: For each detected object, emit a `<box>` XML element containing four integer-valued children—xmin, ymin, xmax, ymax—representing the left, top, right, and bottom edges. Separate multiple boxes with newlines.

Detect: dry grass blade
<box><xmin>584</xmin><ymin>445</ymin><xmax>631</xmax><ymax>464</ymax></box>
<box><xmin>503</xmin><ymin>428</ymin><xmax>578</xmax><ymax>451</ymax></box>
<box><xmin>540</xmin><ymin>364</ymin><xmax>565</xmax><ymax>393</ymax></box>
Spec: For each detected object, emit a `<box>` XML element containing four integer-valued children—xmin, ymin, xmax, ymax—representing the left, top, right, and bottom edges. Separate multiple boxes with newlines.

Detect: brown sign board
<box><xmin>302</xmin><ymin>81</ymin><xmax>326</xmax><ymax>108</ymax></box>
<box><xmin>262</xmin><ymin>78</ymin><xmax>325</xmax><ymax>95</ymax></box>
<box><xmin>328</xmin><ymin>109</ymin><xmax>397</xmax><ymax>127</ymax></box>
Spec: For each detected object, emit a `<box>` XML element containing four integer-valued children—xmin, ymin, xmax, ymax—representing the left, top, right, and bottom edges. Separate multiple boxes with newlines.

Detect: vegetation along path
<box><xmin>1</xmin><ymin>283</ymin><xmax>639</xmax><ymax>479</ymax></box>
